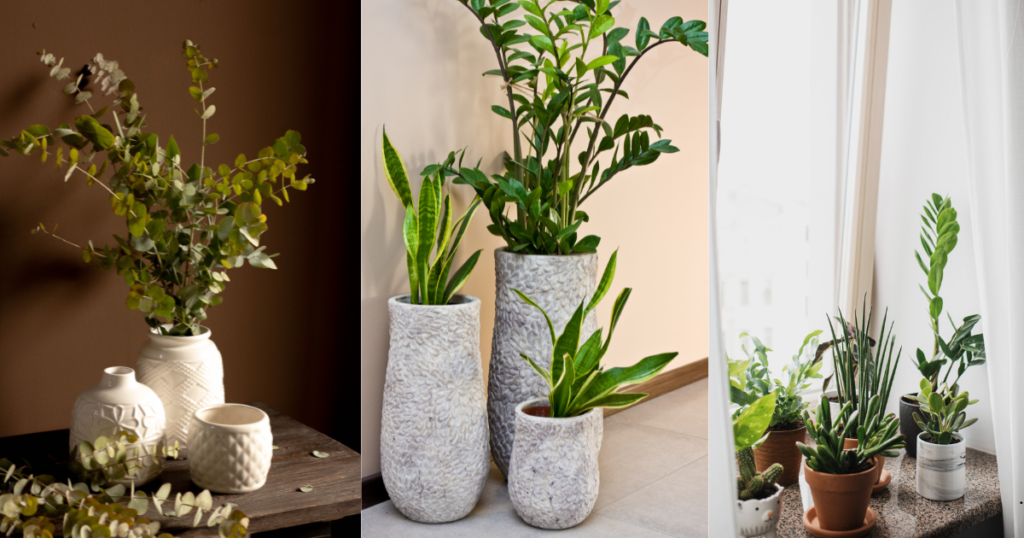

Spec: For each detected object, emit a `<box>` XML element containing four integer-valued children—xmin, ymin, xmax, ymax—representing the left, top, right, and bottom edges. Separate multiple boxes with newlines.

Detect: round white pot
<box><xmin>488</xmin><ymin>248</ymin><xmax>599</xmax><ymax>478</ymax></box>
<box><xmin>380</xmin><ymin>295</ymin><xmax>490</xmax><ymax>523</ymax></box>
<box><xmin>916</xmin><ymin>432</ymin><xmax>966</xmax><ymax>501</ymax></box>
<box><xmin>188</xmin><ymin>404</ymin><xmax>273</xmax><ymax>494</ymax></box>
<box><xmin>823</xmin><ymin>390</ymin><xmax>841</xmax><ymax>420</ymax></box>
<box><xmin>735</xmin><ymin>484</ymin><xmax>783</xmax><ymax>538</ymax></box>
<box><xmin>70</xmin><ymin>367</ymin><xmax>166</xmax><ymax>486</ymax></box>
<box><xmin>135</xmin><ymin>327</ymin><xmax>224</xmax><ymax>451</ymax></box>
<box><xmin>508</xmin><ymin>398</ymin><xmax>603</xmax><ymax>530</ymax></box>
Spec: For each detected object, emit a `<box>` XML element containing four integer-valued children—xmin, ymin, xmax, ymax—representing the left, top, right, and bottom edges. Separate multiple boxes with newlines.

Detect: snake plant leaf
<box><xmin>585</xmin><ymin>248</ymin><xmax>617</xmax><ymax>316</ymax></box>
<box><xmin>442</xmin><ymin>249</ymin><xmax>482</xmax><ymax>304</ymax></box>
<box><xmin>733</xmin><ymin>392</ymin><xmax>777</xmax><ymax>452</ymax></box>
<box><xmin>573</xmin><ymin>328</ymin><xmax>604</xmax><ymax>381</ymax></box>
<box><xmin>552</xmin><ymin>301</ymin><xmax>585</xmax><ymax>383</ymax></box>
<box><xmin>574</xmin><ymin>352</ymin><xmax>678</xmax><ymax>407</ymax></box>
<box><xmin>551</xmin><ymin>352</ymin><xmax>575</xmax><ymax>417</ymax></box>
<box><xmin>574</xmin><ymin>392</ymin><xmax>647</xmax><ymax>415</ymax></box>
<box><xmin>600</xmin><ymin>287</ymin><xmax>632</xmax><ymax>358</ymax></box>
<box><xmin>435</xmin><ymin>194</ymin><xmax>453</xmax><ymax>265</ymax></box>
<box><xmin>512</xmin><ymin>289</ymin><xmax>556</xmax><ymax>346</ymax></box>
<box><xmin>447</xmin><ymin>198</ymin><xmax>482</xmax><ymax>263</ymax></box>
<box><xmin>417</xmin><ymin>174</ymin><xmax>438</xmax><ymax>300</ymax></box>
<box><xmin>521</xmin><ymin>353</ymin><xmax>553</xmax><ymax>389</ymax></box>
<box><xmin>403</xmin><ymin>206</ymin><xmax>420</xmax><ymax>303</ymax></box>
<box><xmin>382</xmin><ymin>127</ymin><xmax>413</xmax><ymax>208</ymax></box>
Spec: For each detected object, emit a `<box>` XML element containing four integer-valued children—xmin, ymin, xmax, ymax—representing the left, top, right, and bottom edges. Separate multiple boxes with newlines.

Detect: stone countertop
<box><xmin>775</xmin><ymin>448</ymin><xmax>1001</xmax><ymax>538</ymax></box>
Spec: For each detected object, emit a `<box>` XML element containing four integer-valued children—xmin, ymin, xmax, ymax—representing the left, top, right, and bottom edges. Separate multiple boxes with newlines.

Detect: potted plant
<box><xmin>377</xmin><ymin>130</ymin><xmax>490</xmax><ymax>523</ymax></box>
<box><xmin>506</xmin><ymin>255</ymin><xmax>677</xmax><ymax>529</ymax></box>
<box><xmin>445</xmin><ymin>0</ymin><xmax>708</xmax><ymax>477</ymax></box>
<box><xmin>733</xmin><ymin>392</ymin><xmax>785</xmax><ymax>538</ymax></box>
<box><xmin>910</xmin><ymin>379</ymin><xmax>978</xmax><ymax>500</ymax></box>
<box><xmin>903</xmin><ymin>194</ymin><xmax>986</xmax><ymax>457</ymax></box>
<box><xmin>1</xmin><ymin>42</ymin><xmax>314</xmax><ymax>450</ymax></box>
<box><xmin>797</xmin><ymin>395</ymin><xmax>905</xmax><ymax>533</ymax></box>
<box><xmin>728</xmin><ymin>331</ymin><xmax>823</xmax><ymax>486</ymax></box>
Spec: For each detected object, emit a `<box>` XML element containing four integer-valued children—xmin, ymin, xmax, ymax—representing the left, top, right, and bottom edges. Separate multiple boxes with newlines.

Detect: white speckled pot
<box><xmin>489</xmin><ymin>248</ymin><xmax>599</xmax><ymax>478</ymax></box>
<box><xmin>735</xmin><ymin>484</ymin><xmax>783</xmax><ymax>538</ymax></box>
<box><xmin>916</xmin><ymin>433</ymin><xmax>966</xmax><ymax>501</ymax></box>
<box><xmin>380</xmin><ymin>295</ymin><xmax>490</xmax><ymax>523</ymax></box>
<box><xmin>187</xmin><ymin>404</ymin><xmax>273</xmax><ymax>494</ymax></box>
<box><xmin>508</xmin><ymin>398</ymin><xmax>603</xmax><ymax>530</ymax></box>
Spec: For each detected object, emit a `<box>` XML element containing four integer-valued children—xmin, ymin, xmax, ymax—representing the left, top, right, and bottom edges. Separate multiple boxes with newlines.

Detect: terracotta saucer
<box><xmin>872</xmin><ymin>469</ymin><xmax>892</xmax><ymax>494</ymax></box>
<box><xmin>802</xmin><ymin>506</ymin><xmax>877</xmax><ymax>538</ymax></box>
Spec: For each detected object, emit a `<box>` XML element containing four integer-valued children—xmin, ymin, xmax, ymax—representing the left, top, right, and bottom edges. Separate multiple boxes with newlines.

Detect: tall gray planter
<box><xmin>380</xmin><ymin>295</ymin><xmax>490</xmax><ymax>523</ymax></box>
<box><xmin>488</xmin><ymin>248</ymin><xmax>599</xmax><ymax>478</ymax></box>
<box><xmin>508</xmin><ymin>398</ymin><xmax>603</xmax><ymax>529</ymax></box>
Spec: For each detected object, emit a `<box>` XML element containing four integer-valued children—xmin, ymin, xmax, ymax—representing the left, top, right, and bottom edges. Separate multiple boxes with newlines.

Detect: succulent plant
<box><xmin>737</xmin><ymin>446</ymin><xmax>782</xmax><ymax>501</ymax></box>
<box><xmin>910</xmin><ymin>378</ymin><xmax>978</xmax><ymax>445</ymax></box>
<box><xmin>798</xmin><ymin>395</ymin><xmax>905</xmax><ymax>475</ymax></box>
<box><xmin>732</xmin><ymin>392</ymin><xmax>781</xmax><ymax>500</ymax></box>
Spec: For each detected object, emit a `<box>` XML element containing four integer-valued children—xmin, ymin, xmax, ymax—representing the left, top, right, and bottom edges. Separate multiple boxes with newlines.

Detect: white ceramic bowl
<box><xmin>187</xmin><ymin>404</ymin><xmax>273</xmax><ymax>494</ymax></box>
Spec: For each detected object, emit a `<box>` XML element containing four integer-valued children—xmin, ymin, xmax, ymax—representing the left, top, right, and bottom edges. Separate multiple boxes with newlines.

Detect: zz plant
<box><xmin>798</xmin><ymin>395</ymin><xmax>905</xmax><ymax>475</ymax></box>
<box><xmin>728</xmin><ymin>331</ymin><xmax>824</xmax><ymax>430</ymax></box>
<box><xmin>515</xmin><ymin>250</ymin><xmax>678</xmax><ymax>417</ymax></box>
<box><xmin>910</xmin><ymin>379</ymin><xmax>978</xmax><ymax>445</ymax></box>
<box><xmin>1</xmin><ymin>41</ymin><xmax>314</xmax><ymax>336</ymax></box>
<box><xmin>382</xmin><ymin>129</ymin><xmax>483</xmax><ymax>305</ymax></box>
<box><xmin>733</xmin><ymin>392</ymin><xmax>782</xmax><ymax>500</ymax></box>
<box><xmin>451</xmin><ymin>0</ymin><xmax>708</xmax><ymax>254</ymax></box>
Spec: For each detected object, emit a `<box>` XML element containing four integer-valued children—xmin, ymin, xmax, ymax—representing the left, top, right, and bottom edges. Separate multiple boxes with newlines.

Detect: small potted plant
<box><xmin>904</xmin><ymin>194</ymin><xmax>986</xmax><ymax>457</ymax></box>
<box><xmin>377</xmin><ymin>130</ymin><xmax>491</xmax><ymax>523</ymax></box>
<box><xmin>506</xmin><ymin>253</ymin><xmax>677</xmax><ymax>530</ymax></box>
<box><xmin>729</xmin><ymin>331</ymin><xmax>823</xmax><ymax>486</ymax></box>
<box><xmin>910</xmin><ymin>379</ymin><xmax>978</xmax><ymax>500</ymax></box>
<box><xmin>797</xmin><ymin>395</ymin><xmax>904</xmax><ymax>533</ymax></box>
<box><xmin>733</xmin><ymin>392</ymin><xmax>785</xmax><ymax>538</ymax></box>
<box><xmin>1</xmin><ymin>42</ymin><xmax>314</xmax><ymax>449</ymax></box>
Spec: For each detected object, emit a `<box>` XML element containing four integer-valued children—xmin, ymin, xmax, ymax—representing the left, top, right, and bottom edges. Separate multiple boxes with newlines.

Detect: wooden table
<box><xmin>0</xmin><ymin>403</ymin><xmax>360</xmax><ymax>537</ymax></box>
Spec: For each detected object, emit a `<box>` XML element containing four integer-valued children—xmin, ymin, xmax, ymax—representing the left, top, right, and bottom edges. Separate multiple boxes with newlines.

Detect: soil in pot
<box><xmin>523</xmin><ymin>405</ymin><xmax>551</xmax><ymax>418</ymax></box>
<box><xmin>803</xmin><ymin>458</ymin><xmax>877</xmax><ymax>532</ymax></box>
<box><xmin>753</xmin><ymin>420</ymin><xmax>807</xmax><ymax>486</ymax></box>
<box><xmin>900</xmin><ymin>394</ymin><xmax>922</xmax><ymax>458</ymax></box>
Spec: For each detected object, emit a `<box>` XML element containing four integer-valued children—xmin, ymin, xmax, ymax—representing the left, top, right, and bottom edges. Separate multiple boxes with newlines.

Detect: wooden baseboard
<box><xmin>603</xmin><ymin>356</ymin><xmax>708</xmax><ymax>418</ymax></box>
<box><xmin>360</xmin><ymin>357</ymin><xmax>708</xmax><ymax>511</ymax></box>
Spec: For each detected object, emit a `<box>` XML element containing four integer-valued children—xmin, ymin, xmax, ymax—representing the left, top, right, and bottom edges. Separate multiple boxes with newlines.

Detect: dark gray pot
<box><xmin>900</xmin><ymin>393</ymin><xmax>922</xmax><ymax>458</ymax></box>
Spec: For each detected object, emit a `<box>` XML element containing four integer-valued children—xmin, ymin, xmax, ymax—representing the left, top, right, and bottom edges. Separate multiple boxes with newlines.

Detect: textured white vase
<box><xmin>916</xmin><ymin>433</ymin><xmax>966</xmax><ymax>501</ymax></box>
<box><xmin>136</xmin><ymin>326</ymin><xmax>224</xmax><ymax>451</ymax></box>
<box><xmin>489</xmin><ymin>248</ymin><xmax>599</xmax><ymax>478</ymax></box>
<box><xmin>70</xmin><ymin>367</ymin><xmax>166</xmax><ymax>486</ymax></box>
<box><xmin>188</xmin><ymin>404</ymin><xmax>273</xmax><ymax>494</ymax></box>
<box><xmin>735</xmin><ymin>484</ymin><xmax>783</xmax><ymax>538</ymax></box>
<box><xmin>380</xmin><ymin>295</ymin><xmax>490</xmax><ymax>523</ymax></box>
<box><xmin>508</xmin><ymin>398</ymin><xmax>603</xmax><ymax>530</ymax></box>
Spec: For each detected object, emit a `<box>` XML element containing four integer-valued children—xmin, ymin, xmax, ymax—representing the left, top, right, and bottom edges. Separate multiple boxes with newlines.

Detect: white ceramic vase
<box><xmin>489</xmin><ymin>248</ymin><xmax>599</xmax><ymax>478</ymax></box>
<box><xmin>916</xmin><ymin>432</ymin><xmax>966</xmax><ymax>501</ymax></box>
<box><xmin>380</xmin><ymin>295</ymin><xmax>490</xmax><ymax>523</ymax></box>
<box><xmin>508</xmin><ymin>398</ymin><xmax>603</xmax><ymax>530</ymax></box>
<box><xmin>70</xmin><ymin>367</ymin><xmax>166</xmax><ymax>486</ymax></box>
<box><xmin>136</xmin><ymin>326</ymin><xmax>224</xmax><ymax>451</ymax></box>
<box><xmin>734</xmin><ymin>484</ymin><xmax>783</xmax><ymax>538</ymax></box>
<box><xmin>188</xmin><ymin>404</ymin><xmax>273</xmax><ymax>494</ymax></box>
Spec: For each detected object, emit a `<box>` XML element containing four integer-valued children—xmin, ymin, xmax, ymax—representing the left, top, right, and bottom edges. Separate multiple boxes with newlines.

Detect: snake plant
<box><xmin>797</xmin><ymin>395</ymin><xmax>905</xmax><ymax>475</ymax></box>
<box><xmin>910</xmin><ymin>378</ymin><xmax>978</xmax><ymax>445</ymax></box>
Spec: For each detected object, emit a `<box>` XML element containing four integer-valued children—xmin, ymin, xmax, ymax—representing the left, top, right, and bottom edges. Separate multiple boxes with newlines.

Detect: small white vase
<box><xmin>916</xmin><ymin>432</ymin><xmax>966</xmax><ymax>501</ymax></box>
<box><xmin>136</xmin><ymin>326</ymin><xmax>224</xmax><ymax>451</ymax></box>
<box><xmin>188</xmin><ymin>404</ymin><xmax>273</xmax><ymax>494</ymax></box>
<box><xmin>508</xmin><ymin>398</ymin><xmax>603</xmax><ymax>530</ymax></box>
<box><xmin>380</xmin><ymin>295</ymin><xmax>490</xmax><ymax>523</ymax></box>
<box><xmin>70</xmin><ymin>367</ymin><xmax>166</xmax><ymax>486</ymax></box>
<box><xmin>735</xmin><ymin>484</ymin><xmax>783</xmax><ymax>538</ymax></box>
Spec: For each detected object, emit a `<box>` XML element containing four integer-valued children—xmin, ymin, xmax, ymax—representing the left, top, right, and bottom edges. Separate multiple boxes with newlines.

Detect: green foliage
<box><xmin>0</xmin><ymin>433</ymin><xmax>248</xmax><ymax>538</ymax></box>
<box><xmin>2</xmin><ymin>41</ymin><xmax>314</xmax><ymax>336</ymax></box>
<box><xmin>914</xmin><ymin>194</ymin><xmax>986</xmax><ymax>391</ymax></box>
<box><xmin>797</xmin><ymin>395</ymin><xmax>905</xmax><ymax>475</ymax></box>
<box><xmin>826</xmin><ymin>298</ymin><xmax>901</xmax><ymax>437</ymax></box>
<box><xmin>68</xmin><ymin>432</ymin><xmax>179</xmax><ymax>491</ymax></box>
<box><xmin>515</xmin><ymin>250</ymin><xmax>677</xmax><ymax>416</ymax></box>
<box><xmin>732</xmin><ymin>393</ymin><xmax>781</xmax><ymax>501</ymax></box>
<box><xmin>737</xmin><ymin>447</ymin><xmax>781</xmax><ymax>501</ymax></box>
<box><xmin>728</xmin><ymin>331</ymin><xmax>824</xmax><ymax>429</ymax></box>
<box><xmin>382</xmin><ymin>129</ymin><xmax>483</xmax><ymax>305</ymax></box>
<box><xmin>910</xmin><ymin>378</ymin><xmax>978</xmax><ymax>445</ymax></box>
<box><xmin>451</xmin><ymin>0</ymin><xmax>707</xmax><ymax>254</ymax></box>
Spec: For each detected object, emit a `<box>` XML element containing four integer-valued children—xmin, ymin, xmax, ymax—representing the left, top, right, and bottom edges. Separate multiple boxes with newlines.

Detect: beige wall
<box><xmin>361</xmin><ymin>0</ymin><xmax>708</xmax><ymax>477</ymax></box>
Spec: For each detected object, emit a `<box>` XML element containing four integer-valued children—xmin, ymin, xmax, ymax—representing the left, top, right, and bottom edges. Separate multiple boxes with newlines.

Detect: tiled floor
<box><xmin>361</xmin><ymin>377</ymin><xmax>709</xmax><ymax>537</ymax></box>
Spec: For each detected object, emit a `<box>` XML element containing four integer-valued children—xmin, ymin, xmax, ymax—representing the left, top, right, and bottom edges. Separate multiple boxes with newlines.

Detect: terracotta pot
<box><xmin>843</xmin><ymin>438</ymin><xmax>884</xmax><ymax>485</ymax></box>
<box><xmin>753</xmin><ymin>425</ymin><xmax>806</xmax><ymax>486</ymax></box>
<box><xmin>803</xmin><ymin>458</ymin><xmax>877</xmax><ymax>532</ymax></box>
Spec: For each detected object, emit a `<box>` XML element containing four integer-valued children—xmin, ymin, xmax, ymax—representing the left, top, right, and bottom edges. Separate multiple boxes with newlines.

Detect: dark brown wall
<box><xmin>0</xmin><ymin>2</ymin><xmax>355</xmax><ymax>450</ymax></box>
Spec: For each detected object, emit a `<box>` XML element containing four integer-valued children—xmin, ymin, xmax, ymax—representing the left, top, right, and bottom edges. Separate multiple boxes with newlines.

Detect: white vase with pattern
<box><xmin>135</xmin><ymin>326</ymin><xmax>224</xmax><ymax>452</ymax></box>
<box><xmin>70</xmin><ymin>366</ymin><xmax>166</xmax><ymax>486</ymax></box>
<box><xmin>187</xmin><ymin>404</ymin><xmax>273</xmax><ymax>494</ymax></box>
<box><xmin>488</xmin><ymin>248</ymin><xmax>599</xmax><ymax>478</ymax></box>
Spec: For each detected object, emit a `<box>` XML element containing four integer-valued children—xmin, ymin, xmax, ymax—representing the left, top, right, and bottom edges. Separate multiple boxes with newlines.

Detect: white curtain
<box><xmin>954</xmin><ymin>2</ymin><xmax>1022</xmax><ymax>536</ymax></box>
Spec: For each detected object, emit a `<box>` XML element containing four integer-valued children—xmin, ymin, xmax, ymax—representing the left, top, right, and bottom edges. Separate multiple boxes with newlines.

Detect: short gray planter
<box><xmin>380</xmin><ymin>295</ymin><xmax>490</xmax><ymax>523</ymax></box>
<box><xmin>508</xmin><ymin>398</ymin><xmax>603</xmax><ymax>530</ymax></box>
<box><xmin>488</xmin><ymin>248</ymin><xmax>599</xmax><ymax>478</ymax></box>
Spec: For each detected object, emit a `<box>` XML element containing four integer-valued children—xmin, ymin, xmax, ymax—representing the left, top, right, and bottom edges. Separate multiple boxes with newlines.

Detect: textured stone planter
<box><xmin>508</xmin><ymin>398</ymin><xmax>603</xmax><ymax>530</ymax></box>
<box><xmin>380</xmin><ymin>295</ymin><xmax>490</xmax><ymax>523</ymax></box>
<box><xmin>753</xmin><ymin>425</ymin><xmax>806</xmax><ymax>487</ymax></box>
<box><xmin>916</xmin><ymin>433</ymin><xmax>966</xmax><ymax>501</ymax></box>
<box><xmin>735</xmin><ymin>484</ymin><xmax>783</xmax><ymax>538</ymax></box>
<box><xmin>488</xmin><ymin>248</ymin><xmax>599</xmax><ymax>478</ymax></box>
